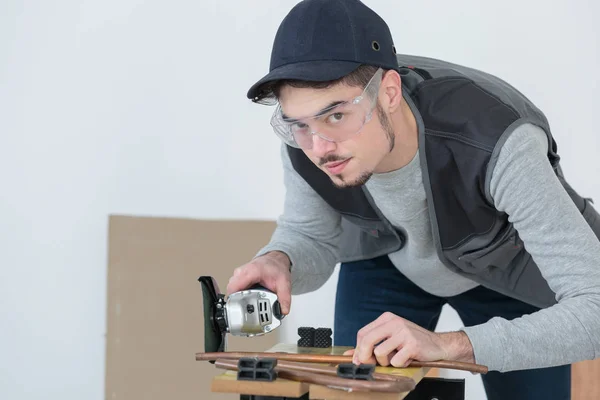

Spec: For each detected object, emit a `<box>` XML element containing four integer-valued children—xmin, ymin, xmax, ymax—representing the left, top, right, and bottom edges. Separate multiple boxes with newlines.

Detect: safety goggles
<box><xmin>270</xmin><ymin>68</ymin><xmax>383</xmax><ymax>150</ymax></box>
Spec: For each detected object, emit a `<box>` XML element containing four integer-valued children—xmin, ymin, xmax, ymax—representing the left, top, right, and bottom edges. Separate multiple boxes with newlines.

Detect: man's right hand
<box><xmin>226</xmin><ymin>251</ymin><xmax>292</xmax><ymax>315</ymax></box>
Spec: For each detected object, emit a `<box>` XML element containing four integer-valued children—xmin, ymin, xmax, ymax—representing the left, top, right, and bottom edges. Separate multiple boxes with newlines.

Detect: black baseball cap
<box><xmin>246</xmin><ymin>0</ymin><xmax>399</xmax><ymax>101</ymax></box>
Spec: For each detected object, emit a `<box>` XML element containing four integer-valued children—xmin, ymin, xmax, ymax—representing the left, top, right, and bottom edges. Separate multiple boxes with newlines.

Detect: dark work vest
<box><xmin>286</xmin><ymin>54</ymin><xmax>600</xmax><ymax>309</ymax></box>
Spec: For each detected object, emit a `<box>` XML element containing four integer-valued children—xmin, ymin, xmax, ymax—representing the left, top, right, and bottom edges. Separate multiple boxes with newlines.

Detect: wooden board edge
<box><xmin>308</xmin><ymin>385</ymin><xmax>411</xmax><ymax>400</ymax></box>
<box><xmin>211</xmin><ymin>371</ymin><xmax>309</xmax><ymax>397</ymax></box>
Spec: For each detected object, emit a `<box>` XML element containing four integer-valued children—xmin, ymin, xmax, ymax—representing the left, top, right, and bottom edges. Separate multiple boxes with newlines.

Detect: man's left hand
<box><xmin>344</xmin><ymin>312</ymin><xmax>475</xmax><ymax>367</ymax></box>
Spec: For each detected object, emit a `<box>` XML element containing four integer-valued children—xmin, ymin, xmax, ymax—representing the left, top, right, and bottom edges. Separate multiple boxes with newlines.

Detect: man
<box><xmin>226</xmin><ymin>0</ymin><xmax>600</xmax><ymax>399</ymax></box>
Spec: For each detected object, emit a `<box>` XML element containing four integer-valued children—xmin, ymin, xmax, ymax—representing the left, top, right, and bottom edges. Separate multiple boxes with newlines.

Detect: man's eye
<box><xmin>327</xmin><ymin>112</ymin><xmax>344</xmax><ymax>123</ymax></box>
<box><xmin>292</xmin><ymin>122</ymin><xmax>308</xmax><ymax>130</ymax></box>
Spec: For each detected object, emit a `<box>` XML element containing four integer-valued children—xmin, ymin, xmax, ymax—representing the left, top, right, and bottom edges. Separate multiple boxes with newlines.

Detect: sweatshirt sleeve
<box><xmin>255</xmin><ymin>144</ymin><xmax>343</xmax><ymax>295</ymax></box>
<box><xmin>461</xmin><ymin>122</ymin><xmax>600</xmax><ymax>372</ymax></box>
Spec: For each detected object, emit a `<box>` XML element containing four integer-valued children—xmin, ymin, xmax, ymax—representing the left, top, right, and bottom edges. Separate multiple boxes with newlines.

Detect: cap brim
<box><xmin>246</xmin><ymin>60</ymin><xmax>362</xmax><ymax>100</ymax></box>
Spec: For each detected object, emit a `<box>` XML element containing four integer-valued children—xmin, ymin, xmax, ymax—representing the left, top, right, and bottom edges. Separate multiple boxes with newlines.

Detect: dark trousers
<box><xmin>333</xmin><ymin>255</ymin><xmax>571</xmax><ymax>400</ymax></box>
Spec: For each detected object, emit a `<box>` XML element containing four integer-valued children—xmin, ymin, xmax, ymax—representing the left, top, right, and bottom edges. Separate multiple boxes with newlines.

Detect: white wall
<box><xmin>1</xmin><ymin>1</ymin><xmax>597</xmax><ymax>399</ymax></box>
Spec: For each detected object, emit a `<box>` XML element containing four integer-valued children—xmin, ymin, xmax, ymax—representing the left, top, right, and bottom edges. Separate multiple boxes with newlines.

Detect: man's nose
<box><xmin>310</xmin><ymin>134</ymin><xmax>336</xmax><ymax>157</ymax></box>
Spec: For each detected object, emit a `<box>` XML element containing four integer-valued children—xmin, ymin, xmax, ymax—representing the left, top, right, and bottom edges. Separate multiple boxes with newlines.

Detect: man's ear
<box><xmin>381</xmin><ymin>70</ymin><xmax>403</xmax><ymax>113</ymax></box>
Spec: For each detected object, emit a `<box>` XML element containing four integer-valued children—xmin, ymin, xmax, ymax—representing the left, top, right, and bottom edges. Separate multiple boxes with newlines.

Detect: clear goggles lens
<box><xmin>270</xmin><ymin>68</ymin><xmax>383</xmax><ymax>150</ymax></box>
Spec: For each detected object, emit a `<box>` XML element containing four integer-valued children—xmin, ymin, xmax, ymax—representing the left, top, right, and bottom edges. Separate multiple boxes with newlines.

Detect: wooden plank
<box><xmin>212</xmin><ymin>370</ymin><xmax>309</xmax><ymax>397</ymax></box>
<box><xmin>208</xmin><ymin>329</ymin><xmax>600</xmax><ymax>399</ymax></box>
<box><xmin>309</xmin><ymin>385</ymin><xmax>413</xmax><ymax>400</ymax></box>
<box><xmin>261</xmin><ymin>343</ymin><xmax>427</xmax><ymax>399</ymax></box>
<box><xmin>210</xmin><ymin>343</ymin><xmax>429</xmax><ymax>399</ymax></box>
<box><xmin>267</xmin><ymin>342</ymin><xmax>355</xmax><ymax>356</ymax></box>
<box><xmin>308</xmin><ymin>362</ymin><xmax>428</xmax><ymax>400</ymax></box>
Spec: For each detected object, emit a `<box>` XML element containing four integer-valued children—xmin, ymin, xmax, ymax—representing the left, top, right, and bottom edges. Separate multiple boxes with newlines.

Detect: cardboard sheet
<box><xmin>104</xmin><ymin>215</ymin><xmax>280</xmax><ymax>400</ymax></box>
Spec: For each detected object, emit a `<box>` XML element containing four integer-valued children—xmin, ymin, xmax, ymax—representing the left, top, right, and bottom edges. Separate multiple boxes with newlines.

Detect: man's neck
<box><xmin>374</xmin><ymin>97</ymin><xmax>419</xmax><ymax>174</ymax></box>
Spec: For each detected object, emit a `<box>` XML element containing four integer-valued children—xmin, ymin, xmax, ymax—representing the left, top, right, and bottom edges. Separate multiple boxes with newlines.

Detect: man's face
<box><xmin>278</xmin><ymin>81</ymin><xmax>395</xmax><ymax>188</ymax></box>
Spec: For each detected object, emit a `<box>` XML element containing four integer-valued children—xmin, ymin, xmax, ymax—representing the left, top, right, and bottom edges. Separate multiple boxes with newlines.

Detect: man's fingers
<box><xmin>274</xmin><ymin>276</ymin><xmax>292</xmax><ymax>315</ymax></box>
<box><xmin>226</xmin><ymin>275</ymin><xmax>243</xmax><ymax>295</ymax></box>
<box><xmin>226</xmin><ymin>266</ymin><xmax>260</xmax><ymax>295</ymax></box>
<box><xmin>373</xmin><ymin>333</ymin><xmax>405</xmax><ymax>366</ymax></box>
<box><xmin>354</xmin><ymin>320</ymin><xmax>395</xmax><ymax>363</ymax></box>
<box><xmin>355</xmin><ymin>312</ymin><xmax>396</xmax><ymax>349</ymax></box>
<box><xmin>361</xmin><ymin>354</ymin><xmax>377</xmax><ymax>365</ymax></box>
<box><xmin>390</xmin><ymin>345</ymin><xmax>414</xmax><ymax>368</ymax></box>
<box><xmin>352</xmin><ymin>352</ymin><xmax>376</xmax><ymax>365</ymax></box>
<box><xmin>226</xmin><ymin>265</ymin><xmax>291</xmax><ymax>317</ymax></box>
<box><xmin>357</xmin><ymin>312</ymin><xmax>395</xmax><ymax>337</ymax></box>
<box><xmin>349</xmin><ymin>348</ymin><xmax>391</xmax><ymax>366</ymax></box>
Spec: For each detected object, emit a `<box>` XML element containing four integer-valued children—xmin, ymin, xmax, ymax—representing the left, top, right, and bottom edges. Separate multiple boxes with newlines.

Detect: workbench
<box><xmin>210</xmin><ymin>343</ymin><xmax>465</xmax><ymax>400</ymax></box>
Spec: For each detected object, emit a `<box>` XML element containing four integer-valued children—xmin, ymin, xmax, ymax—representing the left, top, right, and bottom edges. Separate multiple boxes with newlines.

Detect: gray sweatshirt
<box><xmin>256</xmin><ymin>122</ymin><xmax>600</xmax><ymax>372</ymax></box>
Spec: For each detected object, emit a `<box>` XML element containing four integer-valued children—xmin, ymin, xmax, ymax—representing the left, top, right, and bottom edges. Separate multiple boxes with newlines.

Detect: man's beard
<box><xmin>331</xmin><ymin>169</ymin><xmax>373</xmax><ymax>189</ymax></box>
<box><xmin>326</xmin><ymin>103</ymin><xmax>395</xmax><ymax>189</ymax></box>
